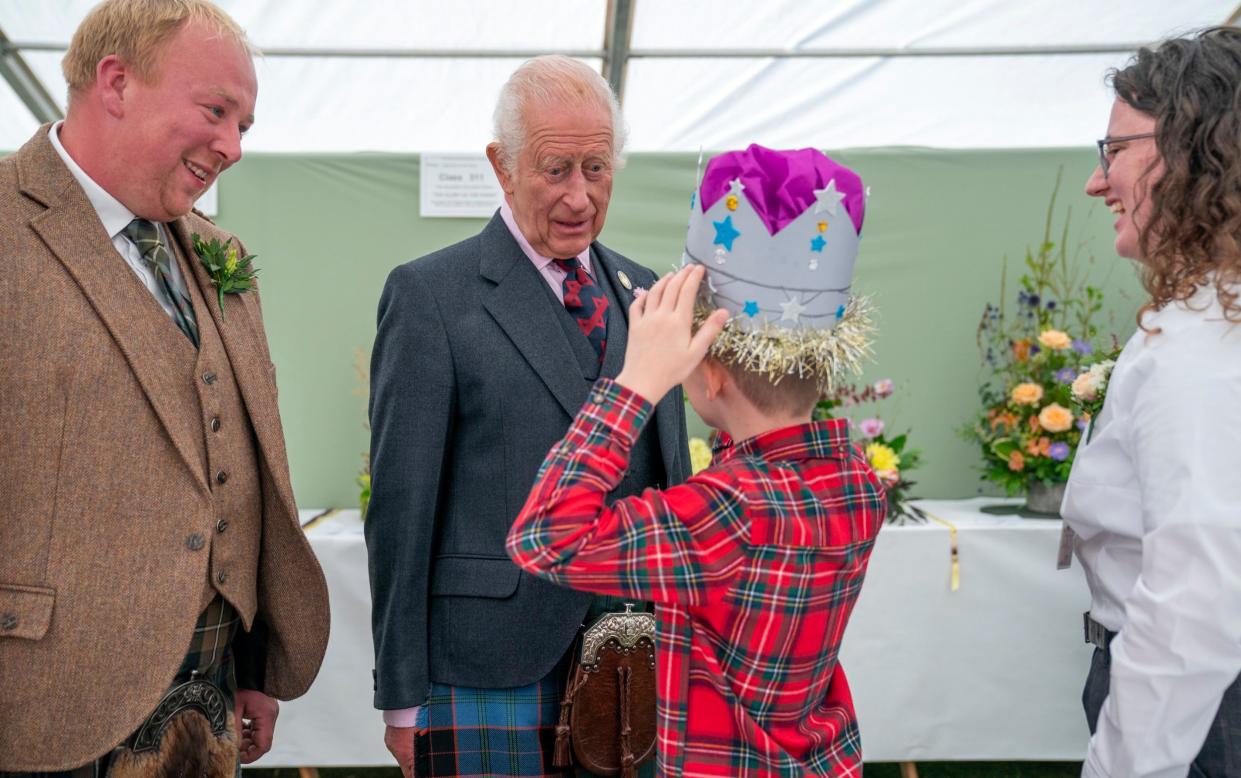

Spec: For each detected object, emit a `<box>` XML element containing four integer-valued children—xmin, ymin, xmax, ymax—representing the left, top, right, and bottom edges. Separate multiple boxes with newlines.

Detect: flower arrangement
<box><xmin>815</xmin><ymin>378</ymin><xmax>923</xmax><ymax>522</ymax></box>
<box><xmin>962</xmin><ymin>172</ymin><xmax>1115</xmax><ymax>497</ymax></box>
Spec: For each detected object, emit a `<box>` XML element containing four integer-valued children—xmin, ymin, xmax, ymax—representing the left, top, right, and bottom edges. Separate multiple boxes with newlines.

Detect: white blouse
<box><xmin>1063</xmin><ymin>284</ymin><xmax>1241</xmax><ymax>778</ymax></box>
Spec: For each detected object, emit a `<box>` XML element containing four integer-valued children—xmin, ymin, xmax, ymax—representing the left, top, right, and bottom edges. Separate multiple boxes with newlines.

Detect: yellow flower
<box><xmin>1038</xmin><ymin>329</ymin><xmax>1072</xmax><ymax>350</ymax></box>
<box><xmin>689</xmin><ymin>437</ymin><xmax>712</xmax><ymax>474</ymax></box>
<box><xmin>224</xmin><ymin>246</ymin><xmax>239</xmax><ymax>276</ymax></box>
<box><xmin>1038</xmin><ymin>403</ymin><xmax>1074</xmax><ymax>433</ymax></box>
<box><xmin>1010</xmin><ymin>382</ymin><xmax>1044</xmax><ymax>406</ymax></box>
<box><xmin>866</xmin><ymin>442</ymin><xmax>901</xmax><ymax>473</ymax></box>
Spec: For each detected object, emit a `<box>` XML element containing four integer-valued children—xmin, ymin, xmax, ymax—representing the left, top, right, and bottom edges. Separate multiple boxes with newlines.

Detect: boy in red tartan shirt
<box><xmin>507</xmin><ymin>145</ymin><xmax>887</xmax><ymax>777</ymax></box>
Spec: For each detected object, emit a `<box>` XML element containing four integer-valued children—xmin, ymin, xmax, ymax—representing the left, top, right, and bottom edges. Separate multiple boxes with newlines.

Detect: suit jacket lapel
<box><xmin>19</xmin><ymin>130</ymin><xmax>210</xmax><ymax>495</ymax></box>
<box><xmin>592</xmin><ymin>246</ymin><xmax>684</xmax><ymax>481</ymax></box>
<box><xmin>479</xmin><ymin>215</ymin><xmax>589</xmax><ymax>419</ymax></box>
<box><xmin>169</xmin><ymin>219</ymin><xmax>298</xmax><ymax>518</ymax></box>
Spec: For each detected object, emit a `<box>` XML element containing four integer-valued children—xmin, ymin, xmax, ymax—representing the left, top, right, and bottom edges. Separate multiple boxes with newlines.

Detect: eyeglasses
<box><xmin>1096</xmin><ymin>133</ymin><xmax>1156</xmax><ymax>178</ymax></box>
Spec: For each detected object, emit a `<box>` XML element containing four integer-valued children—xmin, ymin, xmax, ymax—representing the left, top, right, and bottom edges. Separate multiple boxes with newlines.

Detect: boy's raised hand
<box><xmin>615</xmin><ymin>265</ymin><xmax>729</xmax><ymax>403</ymax></box>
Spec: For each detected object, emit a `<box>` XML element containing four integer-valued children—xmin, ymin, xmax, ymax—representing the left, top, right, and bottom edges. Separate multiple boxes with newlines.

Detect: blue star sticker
<box><xmin>743</xmin><ymin>300</ymin><xmax>760</xmax><ymax>317</ymax></box>
<box><xmin>810</xmin><ymin>235</ymin><xmax>827</xmax><ymax>253</ymax></box>
<box><xmin>835</xmin><ymin>304</ymin><xmax>846</xmax><ymax>320</ymax></box>
<box><xmin>712</xmin><ymin>215</ymin><xmax>741</xmax><ymax>251</ymax></box>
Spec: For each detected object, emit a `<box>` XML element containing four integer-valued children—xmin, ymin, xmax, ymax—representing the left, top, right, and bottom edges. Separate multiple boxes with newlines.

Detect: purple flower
<box><xmin>1072</xmin><ymin>339</ymin><xmax>1093</xmax><ymax>355</ymax></box>
<box><xmin>1076</xmin><ymin>418</ymin><xmax>1090</xmax><ymax>432</ymax></box>
<box><xmin>1055</xmin><ymin>367</ymin><xmax>1077</xmax><ymax>384</ymax></box>
<box><xmin>1048</xmin><ymin>442</ymin><xmax>1071</xmax><ymax>461</ymax></box>
<box><xmin>859</xmin><ymin>418</ymin><xmax>885</xmax><ymax>438</ymax></box>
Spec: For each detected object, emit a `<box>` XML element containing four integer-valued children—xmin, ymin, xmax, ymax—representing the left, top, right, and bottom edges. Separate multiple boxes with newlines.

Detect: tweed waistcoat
<box><xmin>168</xmin><ymin>239</ymin><xmax>264</xmax><ymax>618</ymax></box>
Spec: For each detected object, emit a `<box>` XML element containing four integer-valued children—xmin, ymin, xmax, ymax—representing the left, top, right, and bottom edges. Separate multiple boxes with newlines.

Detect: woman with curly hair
<box><xmin>1062</xmin><ymin>27</ymin><xmax>1241</xmax><ymax>778</ymax></box>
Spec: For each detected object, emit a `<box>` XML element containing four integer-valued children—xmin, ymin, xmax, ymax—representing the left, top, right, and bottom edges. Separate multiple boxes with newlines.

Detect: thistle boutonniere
<box><xmin>192</xmin><ymin>233</ymin><xmax>258</xmax><ymax>320</ymax></box>
<box><xmin>1071</xmin><ymin>354</ymin><xmax>1119</xmax><ymax>439</ymax></box>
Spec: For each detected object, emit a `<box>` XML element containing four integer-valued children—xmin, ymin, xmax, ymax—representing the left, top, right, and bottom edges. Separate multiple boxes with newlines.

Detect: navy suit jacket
<box><xmin>366</xmin><ymin>212</ymin><xmax>690</xmax><ymax>709</ymax></box>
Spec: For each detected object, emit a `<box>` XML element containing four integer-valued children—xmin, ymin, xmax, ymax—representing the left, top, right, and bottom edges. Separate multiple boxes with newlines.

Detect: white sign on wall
<box><xmin>420</xmin><ymin>154</ymin><xmax>504</xmax><ymax>218</ymax></box>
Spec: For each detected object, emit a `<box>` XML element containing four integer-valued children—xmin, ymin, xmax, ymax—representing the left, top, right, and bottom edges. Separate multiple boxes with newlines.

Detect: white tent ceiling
<box><xmin>1</xmin><ymin>0</ymin><xmax>1237</xmax><ymax>153</ymax></box>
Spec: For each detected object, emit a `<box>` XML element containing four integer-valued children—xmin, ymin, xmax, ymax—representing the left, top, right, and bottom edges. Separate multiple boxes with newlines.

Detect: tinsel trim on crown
<box><xmin>696</xmin><ymin>295</ymin><xmax>875</xmax><ymax>393</ymax></box>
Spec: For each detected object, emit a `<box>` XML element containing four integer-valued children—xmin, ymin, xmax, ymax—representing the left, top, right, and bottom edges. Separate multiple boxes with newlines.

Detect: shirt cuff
<box><xmin>383</xmin><ymin>706</ymin><xmax>422</xmax><ymax>728</ymax></box>
<box><xmin>580</xmin><ymin>378</ymin><xmax>653</xmax><ymax>448</ymax></box>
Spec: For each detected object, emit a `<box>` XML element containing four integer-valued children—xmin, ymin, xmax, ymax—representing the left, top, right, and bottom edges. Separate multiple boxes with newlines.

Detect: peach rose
<box><xmin>1026</xmin><ymin>436</ymin><xmax>1052</xmax><ymax>457</ymax></box>
<box><xmin>1038</xmin><ymin>329</ymin><xmax>1072</xmax><ymax>350</ymax></box>
<box><xmin>1071</xmin><ymin>371</ymin><xmax>1100</xmax><ymax>403</ymax></box>
<box><xmin>1037</xmin><ymin>403</ymin><xmax>1074</xmax><ymax>433</ymax></box>
<box><xmin>1011</xmin><ymin>382</ymin><xmax>1044</xmax><ymax>406</ymax></box>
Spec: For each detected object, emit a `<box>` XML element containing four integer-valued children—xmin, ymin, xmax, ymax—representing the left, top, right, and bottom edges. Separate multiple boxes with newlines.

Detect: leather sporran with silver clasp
<box><xmin>106</xmin><ymin>676</ymin><xmax>237</xmax><ymax>778</ymax></box>
<box><xmin>553</xmin><ymin>603</ymin><xmax>656</xmax><ymax>777</ymax></box>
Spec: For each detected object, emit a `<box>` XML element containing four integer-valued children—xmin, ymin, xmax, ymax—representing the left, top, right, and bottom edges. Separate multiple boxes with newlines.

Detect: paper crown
<box><xmin>682</xmin><ymin>143</ymin><xmax>874</xmax><ymax>389</ymax></box>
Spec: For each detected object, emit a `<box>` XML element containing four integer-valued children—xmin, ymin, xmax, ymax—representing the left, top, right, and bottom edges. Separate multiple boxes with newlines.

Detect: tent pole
<box><xmin>0</xmin><ymin>26</ymin><xmax>62</xmax><ymax>123</ymax></box>
<box><xmin>603</xmin><ymin>0</ymin><xmax>635</xmax><ymax>104</ymax></box>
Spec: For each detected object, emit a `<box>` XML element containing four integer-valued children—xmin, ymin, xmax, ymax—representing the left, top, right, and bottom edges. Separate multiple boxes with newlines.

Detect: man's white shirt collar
<box><xmin>48</xmin><ymin>121</ymin><xmax>138</xmax><ymax>241</ymax></box>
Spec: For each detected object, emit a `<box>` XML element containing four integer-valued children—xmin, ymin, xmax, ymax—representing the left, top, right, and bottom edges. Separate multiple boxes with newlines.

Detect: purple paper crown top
<box><xmin>699</xmin><ymin>143</ymin><xmax>865</xmax><ymax>235</ymax></box>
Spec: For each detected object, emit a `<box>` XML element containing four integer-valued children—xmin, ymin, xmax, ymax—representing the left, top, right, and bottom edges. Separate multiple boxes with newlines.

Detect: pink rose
<box><xmin>859</xmin><ymin>418</ymin><xmax>885</xmax><ymax>438</ymax></box>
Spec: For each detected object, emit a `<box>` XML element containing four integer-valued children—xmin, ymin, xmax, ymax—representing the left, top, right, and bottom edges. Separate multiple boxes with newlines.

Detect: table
<box><xmin>257</xmin><ymin>498</ymin><xmax>1092</xmax><ymax>767</ymax></box>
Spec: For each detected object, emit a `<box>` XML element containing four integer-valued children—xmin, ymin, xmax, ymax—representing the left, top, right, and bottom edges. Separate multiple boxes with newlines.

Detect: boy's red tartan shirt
<box><xmin>507</xmin><ymin>379</ymin><xmax>887</xmax><ymax>777</ymax></box>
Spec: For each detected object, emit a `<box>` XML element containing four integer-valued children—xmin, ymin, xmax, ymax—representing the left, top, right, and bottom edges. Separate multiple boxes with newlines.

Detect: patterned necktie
<box><xmin>553</xmin><ymin>257</ymin><xmax>609</xmax><ymax>365</ymax></box>
<box><xmin>123</xmin><ymin>218</ymin><xmax>200</xmax><ymax>348</ymax></box>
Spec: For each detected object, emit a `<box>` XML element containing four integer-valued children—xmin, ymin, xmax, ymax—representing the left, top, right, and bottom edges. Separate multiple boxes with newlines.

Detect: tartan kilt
<box><xmin>414</xmin><ymin>676</ymin><xmax>567</xmax><ymax>778</ymax></box>
<box><xmin>0</xmin><ymin>598</ymin><xmax>240</xmax><ymax>778</ymax></box>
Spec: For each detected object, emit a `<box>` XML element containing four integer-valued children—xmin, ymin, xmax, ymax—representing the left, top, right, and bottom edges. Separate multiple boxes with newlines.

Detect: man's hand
<box><xmin>616</xmin><ymin>265</ymin><xmax>728</xmax><ymax>403</ymax></box>
<box><xmin>234</xmin><ymin>689</ymin><xmax>279</xmax><ymax>764</ymax></box>
<box><xmin>384</xmin><ymin>724</ymin><xmax>417</xmax><ymax>777</ymax></box>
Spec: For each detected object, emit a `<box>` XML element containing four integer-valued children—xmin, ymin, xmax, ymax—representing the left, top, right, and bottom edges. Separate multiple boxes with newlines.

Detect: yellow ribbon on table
<box><xmin>907</xmin><ymin>505</ymin><xmax>960</xmax><ymax>592</ymax></box>
<box><xmin>300</xmin><ymin>508</ymin><xmax>339</xmax><ymax>531</ymax></box>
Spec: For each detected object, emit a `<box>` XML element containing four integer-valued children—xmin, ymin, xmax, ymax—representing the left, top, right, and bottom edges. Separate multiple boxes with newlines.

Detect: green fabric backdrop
<box><xmin>194</xmin><ymin>149</ymin><xmax>1143</xmax><ymax>509</ymax></box>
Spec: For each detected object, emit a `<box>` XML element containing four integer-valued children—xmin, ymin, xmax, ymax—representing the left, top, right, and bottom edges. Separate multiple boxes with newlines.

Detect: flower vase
<box><xmin>1025</xmin><ymin>480</ymin><xmax>1066</xmax><ymax>517</ymax></box>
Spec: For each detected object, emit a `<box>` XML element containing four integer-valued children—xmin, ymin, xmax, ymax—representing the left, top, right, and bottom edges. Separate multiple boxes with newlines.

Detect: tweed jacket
<box><xmin>0</xmin><ymin>127</ymin><xmax>330</xmax><ymax>771</ymax></box>
<box><xmin>366</xmin><ymin>213</ymin><xmax>690</xmax><ymax>712</ymax></box>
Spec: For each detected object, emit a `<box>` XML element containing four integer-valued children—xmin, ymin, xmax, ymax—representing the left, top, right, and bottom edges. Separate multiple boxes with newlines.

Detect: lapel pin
<box><xmin>617</xmin><ymin>270</ymin><xmax>633</xmax><ymax>291</ymax></box>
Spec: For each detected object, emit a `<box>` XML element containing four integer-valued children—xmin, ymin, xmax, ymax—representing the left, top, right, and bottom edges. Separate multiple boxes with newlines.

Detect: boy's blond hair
<box><xmin>63</xmin><ymin>0</ymin><xmax>254</xmax><ymax>101</ymax></box>
<box><xmin>716</xmin><ymin>357</ymin><xmax>822</xmax><ymax>417</ymax></box>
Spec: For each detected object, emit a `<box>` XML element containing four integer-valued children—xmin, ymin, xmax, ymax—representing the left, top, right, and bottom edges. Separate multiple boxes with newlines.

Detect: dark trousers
<box><xmin>1083</xmin><ymin>645</ymin><xmax>1241</xmax><ymax>777</ymax></box>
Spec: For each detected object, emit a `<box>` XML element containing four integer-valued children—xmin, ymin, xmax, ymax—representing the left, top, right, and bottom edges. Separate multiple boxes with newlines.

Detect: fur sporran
<box><xmin>553</xmin><ymin>605</ymin><xmax>657</xmax><ymax>777</ymax></box>
<box><xmin>107</xmin><ymin>678</ymin><xmax>237</xmax><ymax>778</ymax></box>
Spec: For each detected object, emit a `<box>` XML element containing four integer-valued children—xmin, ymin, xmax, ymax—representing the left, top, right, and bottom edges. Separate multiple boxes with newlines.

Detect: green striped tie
<box><xmin>124</xmin><ymin>219</ymin><xmax>200</xmax><ymax>348</ymax></box>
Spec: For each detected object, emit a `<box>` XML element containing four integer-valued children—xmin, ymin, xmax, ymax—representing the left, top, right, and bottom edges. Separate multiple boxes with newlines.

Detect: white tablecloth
<box><xmin>259</xmin><ymin>498</ymin><xmax>1092</xmax><ymax>767</ymax></box>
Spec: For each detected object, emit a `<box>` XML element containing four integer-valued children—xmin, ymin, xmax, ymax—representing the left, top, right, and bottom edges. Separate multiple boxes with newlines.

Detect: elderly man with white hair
<box><xmin>365</xmin><ymin>55</ymin><xmax>690</xmax><ymax>777</ymax></box>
